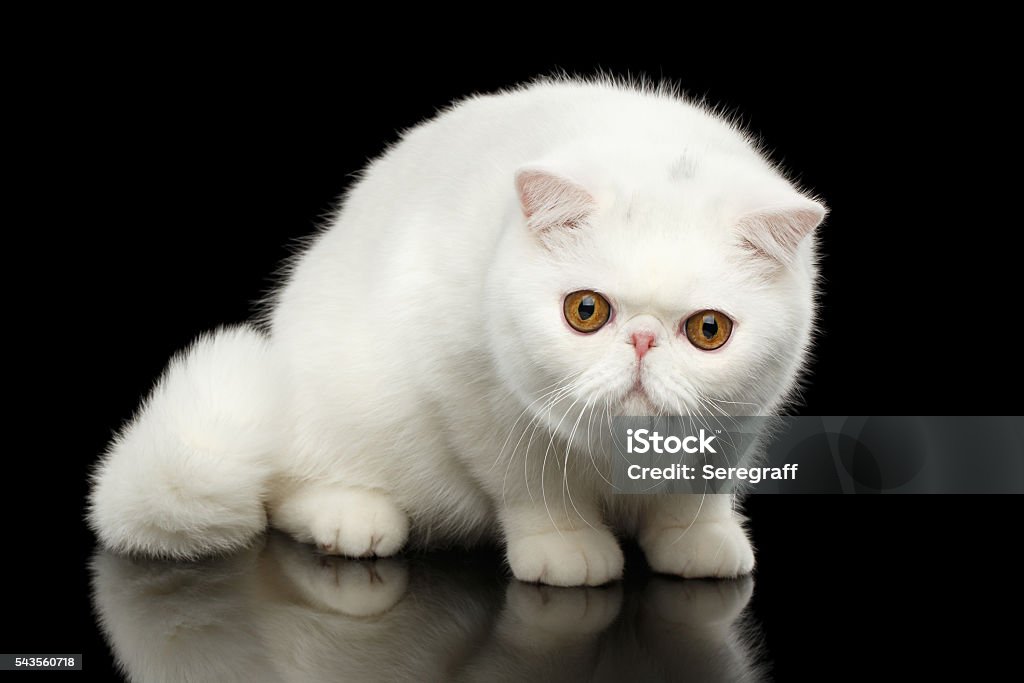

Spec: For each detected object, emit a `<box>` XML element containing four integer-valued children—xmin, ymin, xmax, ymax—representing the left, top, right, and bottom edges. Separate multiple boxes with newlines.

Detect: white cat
<box><xmin>88</xmin><ymin>77</ymin><xmax>826</xmax><ymax>586</ymax></box>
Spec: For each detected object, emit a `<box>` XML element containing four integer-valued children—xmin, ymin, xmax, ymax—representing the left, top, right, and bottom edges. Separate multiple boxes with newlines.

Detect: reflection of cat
<box><xmin>88</xmin><ymin>77</ymin><xmax>827</xmax><ymax>585</ymax></box>
<box><xmin>91</xmin><ymin>534</ymin><xmax>764</xmax><ymax>682</ymax></box>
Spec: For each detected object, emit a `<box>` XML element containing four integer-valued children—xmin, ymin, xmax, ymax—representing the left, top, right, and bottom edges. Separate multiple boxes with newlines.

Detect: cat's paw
<box><xmin>272</xmin><ymin>487</ymin><xmax>409</xmax><ymax>558</ymax></box>
<box><xmin>504</xmin><ymin>582</ymin><xmax>622</xmax><ymax>637</ymax></box>
<box><xmin>506</xmin><ymin>528</ymin><xmax>624</xmax><ymax>587</ymax></box>
<box><xmin>310</xmin><ymin>489</ymin><xmax>409</xmax><ymax>557</ymax></box>
<box><xmin>641</xmin><ymin>519</ymin><xmax>755</xmax><ymax>579</ymax></box>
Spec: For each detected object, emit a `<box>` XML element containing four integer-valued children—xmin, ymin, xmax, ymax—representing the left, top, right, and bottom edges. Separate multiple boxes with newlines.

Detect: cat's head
<box><xmin>485</xmin><ymin>149</ymin><xmax>826</xmax><ymax>438</ymax></box>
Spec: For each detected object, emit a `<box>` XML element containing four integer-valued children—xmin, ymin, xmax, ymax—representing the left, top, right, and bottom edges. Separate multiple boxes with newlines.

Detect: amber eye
<box><xmin>564</xmin><ymin>290</ymin><xmax>611</xmax><ymax>333</ymax></box>
<box><xmin>684</xmin><ymin>310</ymin><xmax>733</xmax><ymax>350</ymax></box>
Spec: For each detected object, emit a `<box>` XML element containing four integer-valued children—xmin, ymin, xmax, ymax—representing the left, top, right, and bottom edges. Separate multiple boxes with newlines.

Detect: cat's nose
<box><xmin>631</xmin><ymin>331</ymin><xmax>657</xmax><ymax>359</ymax></box>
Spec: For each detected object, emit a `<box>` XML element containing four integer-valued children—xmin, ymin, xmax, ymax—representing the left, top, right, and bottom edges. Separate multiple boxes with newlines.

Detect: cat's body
<box><xmin>89</xmin><ymin>78</ymin><xmax>826</xmax><ymax>586</ymax></box>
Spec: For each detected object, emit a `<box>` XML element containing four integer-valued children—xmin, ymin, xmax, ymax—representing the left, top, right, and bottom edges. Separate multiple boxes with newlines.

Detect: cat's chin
<box><xmin>615</xmin><ymin>391</ymin><xmax>664</xmax><ymax>417</ymax></box>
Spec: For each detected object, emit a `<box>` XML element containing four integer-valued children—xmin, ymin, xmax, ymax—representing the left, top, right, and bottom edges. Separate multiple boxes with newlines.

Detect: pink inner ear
<box><xmin>515</xmin><ymin>168</ymin><xmax>595</xmax><ymax>232</ymax></box>
<box><xmin>737</xmin><ymin>201</ymin><xmax>827</xmax><ymax>265</ymax></box>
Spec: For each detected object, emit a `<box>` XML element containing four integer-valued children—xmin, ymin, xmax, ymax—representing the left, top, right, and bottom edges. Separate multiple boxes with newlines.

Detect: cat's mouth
<box><xmin>622</xmin><ymin>378</ymin><xmax>659</xmax><ymax>414</ymax></box>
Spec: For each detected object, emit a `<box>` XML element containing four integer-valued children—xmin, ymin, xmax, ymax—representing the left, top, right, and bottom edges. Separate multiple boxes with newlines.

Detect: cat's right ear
<box><xmin>735</xmin><ymin>198</ymin><xmax>828</xmax><ymax>267</ymax></box>
<box><xmin>515</xmin><ymin>167</ymin><xmax>596</xmax><ymax>239</ymax></box>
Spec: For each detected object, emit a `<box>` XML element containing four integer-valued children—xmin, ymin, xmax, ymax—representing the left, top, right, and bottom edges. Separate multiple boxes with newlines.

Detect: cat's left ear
<box><xmin>515</xmin><ymin>166</ymin><xmax>596</xmax><ymax>238</ymax></box>
<box><xmin>735</xmin><ymin>197</ymin><xmax>828</xmax><ymax>266</ymax></box>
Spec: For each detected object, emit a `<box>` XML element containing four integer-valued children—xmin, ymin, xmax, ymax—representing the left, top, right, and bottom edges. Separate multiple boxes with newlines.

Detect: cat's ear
<box><xmin>735</xmin><ymin>198</ymin><xmax>828</xmax><ymax>266</ymax></box>
<box><xmin>515</xmin><ymin>167</ymin><xmax>596</xmax><ymax>236</ymax></box>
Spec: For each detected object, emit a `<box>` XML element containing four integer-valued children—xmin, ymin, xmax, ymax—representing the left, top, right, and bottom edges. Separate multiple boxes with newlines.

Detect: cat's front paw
<box><xmin>310</xmin><ymin>489</ymin><xmax>409</xmax><ymax>557</ymax></box>
<box><xmin>272</xmin><ymin>487</ymin><xmax>409</xmax><ymax>558</ymax></box>
<box><xmin>641</xmin><ymin>519</ymin><xmax>754</xmax><ymax>579</ymax></box>
<box><xmin>506</xmin><ymin>528</ymin><xmax>624</xmax><ymax>587</ymax></box>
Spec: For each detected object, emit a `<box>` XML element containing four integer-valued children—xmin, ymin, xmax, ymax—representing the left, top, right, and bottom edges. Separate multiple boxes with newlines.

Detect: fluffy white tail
<box><xmin>88</xmin><ymin>325</ymin><xmax>283</xmax><ymax>558</ymax></box>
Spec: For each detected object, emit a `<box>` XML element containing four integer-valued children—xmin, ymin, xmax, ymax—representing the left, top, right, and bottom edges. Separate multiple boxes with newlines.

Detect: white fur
<box><xmin>88</xmin><ymin>325</ymin><xmax>282</xmax><ymax>557</ymax></box>
<box><xmin>89</xmin><ymin>77</ymin><xmax>826</xmax><ymax>584</ymax></box>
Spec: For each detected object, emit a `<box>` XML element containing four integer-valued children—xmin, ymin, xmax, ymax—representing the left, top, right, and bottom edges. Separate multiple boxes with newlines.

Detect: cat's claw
<box><xmin>507</xmin><ymin>527</ymin><xmax>624</xmax><ymax>587</ymax></box>
<box><xmin>641</xmin><ymin>519</ymin><xmax>755</xmax><ymax>579</ymax></box>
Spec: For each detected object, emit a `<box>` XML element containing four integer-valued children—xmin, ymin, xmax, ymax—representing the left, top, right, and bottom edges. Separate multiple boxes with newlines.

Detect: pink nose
<box><xmin>631</xmin><ymin>331</ymin><xmax>656</xmax><ymax>359</ymax></box>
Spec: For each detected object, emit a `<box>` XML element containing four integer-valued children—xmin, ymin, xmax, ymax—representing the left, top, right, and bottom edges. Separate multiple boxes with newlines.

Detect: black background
<box><xmin>10</xmin><ymin>33</ymin><xmax>1021</xmax><ymax>679</ymax></box>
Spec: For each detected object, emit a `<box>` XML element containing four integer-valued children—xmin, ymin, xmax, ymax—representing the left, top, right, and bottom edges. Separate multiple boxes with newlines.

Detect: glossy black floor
<box><xmin>93</xmin><ymin>534</ymin><xmax>762</xmax><ymax>682</ymax></box>
<box><xmin>22</xmin><ymin>496</ymin><xmax>1014</xmax><ymax>680</ymax></box>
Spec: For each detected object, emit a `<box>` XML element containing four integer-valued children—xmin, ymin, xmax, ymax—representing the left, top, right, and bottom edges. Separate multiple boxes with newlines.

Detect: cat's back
<box><xmin>367</xmin><ymin>78</ymin><xmax>758</xmax><ymax>186</ymax></box>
